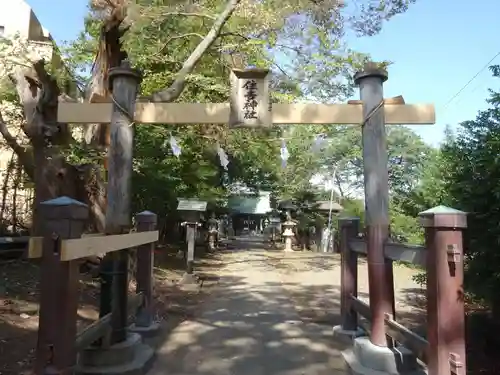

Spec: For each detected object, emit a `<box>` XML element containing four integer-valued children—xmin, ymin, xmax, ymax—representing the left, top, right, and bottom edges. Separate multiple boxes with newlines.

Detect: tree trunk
<box><xmin>30</xmin><ymin>142</ymin><xmax>104</xmax><ymax>235</ymax></box>
<box><xmin>31</xmin><ymin>144</ymin><xmax>77</xmax><ymax>235</ymax></box>
<box><xmin>0</xmin><ymin>156</ymin><xmax>15</xmax><ymax>226</ymax></box>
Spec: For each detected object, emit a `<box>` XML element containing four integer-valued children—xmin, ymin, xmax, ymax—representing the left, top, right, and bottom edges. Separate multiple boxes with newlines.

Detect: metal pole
<box><xmin>326</xmin><ymin>167</ymin><xmax>338</xmax><ymax>252</ymax></box>
<box><xmin>354</xmin><ymin>63</ymin><xmax>391</xmax><ymax>347</ymax></box>
<box><xmin>326</xmin><ymin>172</ymin><xmax>335</xmax><ymax>232</ymax></box>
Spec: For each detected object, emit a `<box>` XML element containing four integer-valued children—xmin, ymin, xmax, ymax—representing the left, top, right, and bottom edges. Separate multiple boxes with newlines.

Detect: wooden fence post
<box><xmin>419</xmin><ymin>206</ymin><xmax>467</xmax><ymax>375</ymax></box>
<box><xmin>35</xmin><ymin>197</ymin><xmax>88</xmax><ymax>375</ymax></box>
<box><xmin>339</xmin><ymin>217</ymin><xmax>360</xmax><ymax>331</ymax></box>
<box><xmin>105</xmin><ymin>60</ymin><xmax>142</xmax><ymax>345</ymax></box>
<box><xmin>133</xmin><ymin>210</ymin><xmax>158</xmax><ymax>334</ymax></box>
<box><xmin>384</xmin><ymin>226</ymin><xmax>396</xmax><ymax>348</ymax></box>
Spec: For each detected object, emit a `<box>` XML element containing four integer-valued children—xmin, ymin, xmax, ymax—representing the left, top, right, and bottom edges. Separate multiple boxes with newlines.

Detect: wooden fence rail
<box><xmin>338</xmin><ymin>206</ymin><xmax>467</xmax><ymax>375</ymax></box>
<box><xmin>32</xmin><ymin>196</ymin><xmax>158</xmax><ymax>375</ymax></box>
<box><xmin>75</xmin><ymin>293</ymin><xmax>144</xmax><ymax>351</ymax></box>
<box><xmin>0</xmin><ymin>236</ymin><xmax>30</xmax><ymax>256</ymax></box>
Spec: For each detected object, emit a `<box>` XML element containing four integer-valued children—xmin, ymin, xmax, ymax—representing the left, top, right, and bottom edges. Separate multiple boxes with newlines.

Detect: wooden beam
<box><xmin>28</xmin><ymin>236</ymin><xmax>43</xmax><ymax>258</ymax></box>
<box><xmin>58</xmin><ymin>102</ymin><xmax>436</xmax><ymax>125</ymax></box>
<box><xmin>350</xmin><ymin>295</ymin><xmax>372</xmax><ymax>320</ymax></box>
<box><xmin>75</xmin><ymin>292</ymin><xmax>144</xmax><ymax>351</ymax></box>
<box><xmin>60</xmin><ymin>231</ymin><xmax>159</xmax><ymax>261</ymax></box>
<box><xmin>27</xmin><ymin>234</ymin><xmax>105</xmax><ymax>259</ymax></box>
<box><xmin>384</xmin><ymin>314</ymin><xmax>429</xmax><ymax>363</ymax></box>
<box><xmin>0</xmin><ymin>236</ymin><xmax>30</xmax><ymax>244</ymax></box>
<box><xmin>348</xmin><ymin>239</ymin><xmax>427</xmax><ymax>267</ymax></box>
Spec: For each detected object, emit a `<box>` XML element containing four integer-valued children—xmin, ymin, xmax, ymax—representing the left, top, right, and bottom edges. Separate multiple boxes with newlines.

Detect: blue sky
<box><xmin>27</xmin><ymin>0</ymin><xmax>500</xmax><ymax>146</ymax></box>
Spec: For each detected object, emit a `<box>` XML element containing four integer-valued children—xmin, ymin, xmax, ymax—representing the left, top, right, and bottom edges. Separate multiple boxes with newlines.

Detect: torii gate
<box><xmin>56</xmin><ymin>62</ymin><xmax>435</xmax><ymax>354</ymax></box>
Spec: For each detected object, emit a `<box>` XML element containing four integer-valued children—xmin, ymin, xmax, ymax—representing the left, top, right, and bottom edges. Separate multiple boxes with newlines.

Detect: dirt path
<box><xmin>268</xmin><ymin>252</ymin><xmax>425</xmax><ymax>332</ymax></box>
<box><xmin>148</xmin><ymin>250</ymin><xmax>351</xmax><ymax>375</ymax></box>
<box><xmin>148</xmin><ymin>241</ymin><xmax>425</xmax><ymax>375</ymax></box>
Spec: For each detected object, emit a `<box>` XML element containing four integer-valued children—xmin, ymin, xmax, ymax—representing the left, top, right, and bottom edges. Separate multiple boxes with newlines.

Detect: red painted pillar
<box><xmin>339</xmin><ymin>217</ymin><xmax>360</xmax><ymax>331</ymax></box>
<box><xmin>35</xmin><ymin>197</ymin><xmax>88</xmax><ymax>375</ymax></box>
<box><xmin>420</xmin><ymin>206</ymin><xmax>467</xmax><ymax>375</ymax></box>
<box><xmin>135</xmin><ymin>211</ymin><xmax>157</xmax><ymax>328</ymax></box>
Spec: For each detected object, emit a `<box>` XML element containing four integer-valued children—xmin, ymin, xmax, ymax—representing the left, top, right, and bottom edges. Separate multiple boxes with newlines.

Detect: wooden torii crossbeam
<box><xmin>58</xmin><ymin>100</ymin><xmax>435</xmax><ymax>125</ymax></box>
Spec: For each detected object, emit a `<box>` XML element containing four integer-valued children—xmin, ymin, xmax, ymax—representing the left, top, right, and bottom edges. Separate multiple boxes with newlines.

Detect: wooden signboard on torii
<box><xmin>57</xmin><ymin>61</ymin><xmax>435</xmax><ymax>351</ymax></box>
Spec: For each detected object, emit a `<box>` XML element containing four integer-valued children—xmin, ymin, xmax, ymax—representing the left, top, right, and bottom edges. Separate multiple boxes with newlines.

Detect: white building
<box><xmin>0</xmin><ymin>0</ymin><xmax>68</xmax><ymax>233</ymax></box>
<box><xmin>0</xmin><ymin>0</ymin><xmax>51</xmax><ymax>41</ymax></box>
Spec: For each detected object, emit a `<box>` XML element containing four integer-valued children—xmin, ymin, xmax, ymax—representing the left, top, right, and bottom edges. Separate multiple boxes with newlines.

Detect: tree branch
<box><xmin>12</xmin><ymin>60</ymin><xmax>75</xmax><ymax>145</ymax></box>
<box><xmin>0</xmin><ymin>111</ymin><xmax>34</xmax><ymax>179</ymax></box>
<box><xmin>157</xmin><ymin>11</ymin><xmax>216</xmax><ymax>20</ymax></box>
<box><xmin>11</xmin><ymin>67</ymin><xmax>40</xmax><ymax>138</ymax></box>
<box><xmin>146</xmin><ymin>0</ymin><xmax>241</xmax><ymax>103</ymax></box>
<box><xmin>158</xmin><ymin>33</ymin><xmax>204</xmax><ymax>55</ymax></box>
<box><xmin>220</xmin><ymin>31</ymin><xmax>304</xmax><ymax>55</ymax></box>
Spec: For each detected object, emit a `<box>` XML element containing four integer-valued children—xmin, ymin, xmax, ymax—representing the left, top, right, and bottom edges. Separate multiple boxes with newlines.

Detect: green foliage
<box><xmin>62</xmin><ymin>143</ymin><xmax>106</xmax><ymax>166</ymax></box>
<box><xmin>412</xmin><ymin>272</ymin><xmax>427</xmax><ymax>287</ymax></box>
<box><xmin>340</xmin><ymin>198</ymin><xmax>365</xmax><ymax>223</ymax></box>
<box><xmin>398</xmin><ymin>65</ymin><xmax>500</xmax><ymax>311</ymax></box>
<box><xmin>0</xmin><ymin>0</ymin><xmax>422</xmax><ymax>240</ymax></box>
<box><xmin>434</xmin><ymin>65</ymin><xmax>500</xmax><ymax>308</ymax></box>
<box><xmin>389</xmin><ymin>203</ymin><xmax>423</xmax><ymax>244</ymax></box>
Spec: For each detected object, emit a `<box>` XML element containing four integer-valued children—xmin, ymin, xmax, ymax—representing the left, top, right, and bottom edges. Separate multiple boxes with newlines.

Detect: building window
<box><xmin>0</xmin><ymin>26</ymin><xmax>4</xmax><ymax>36</ymax></box>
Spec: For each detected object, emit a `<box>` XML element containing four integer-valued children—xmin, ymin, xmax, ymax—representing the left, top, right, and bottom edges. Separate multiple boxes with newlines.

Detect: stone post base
<box><xmin>76</xmin><ymin>332</ymin><xmax>154</xmax><ymax>375</ymax></box>
<box><xmin>332</xmin><ymin>325</ymin><xmax>364</xmax><ymax>345</ymax></box>
<box><xmin>129</xmin><ymin>322</ymin><xmax>161</xmax><ymax>339</ymax></box>
<box><xmin>342</xmin><ymin>336</ymin><xmax>427</xmax><ymax>375</ymax></box>
<box><xmin>178</xmin><ymin>272</ymin><xmax>200</xmax><ymax>292</ymax></box>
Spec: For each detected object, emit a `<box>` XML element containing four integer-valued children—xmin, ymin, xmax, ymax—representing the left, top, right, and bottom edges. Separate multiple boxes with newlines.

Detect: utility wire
<box><xmin>442</xmin><ymin>51</ymin><xmax>500</xmax><ymax>111</ymax></box>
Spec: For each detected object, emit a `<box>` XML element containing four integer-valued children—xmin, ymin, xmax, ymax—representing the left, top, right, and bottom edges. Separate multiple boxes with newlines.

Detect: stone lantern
<box><xmin>177</xmin><ymin>198</ymin><xmax>207</xmax><ymax>284</ymax></box>
<box><xmin>282</xmin><ymin>211</ymin><xmax>297</xmax><ymax>252</ymax></box>
<box><xmin>207</xmin><ymin>213</ymin><xmax>219</xmax><ymax>251</ymax></box>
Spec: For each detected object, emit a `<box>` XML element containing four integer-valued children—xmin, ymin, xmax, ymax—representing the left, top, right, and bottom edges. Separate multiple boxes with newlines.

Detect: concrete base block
<box><xmin>178</xmin><ymin>272</ymin><xmax>200</xmax><ymax>292</ymax></box>
<box><xmin>129</xmin><ymin>321</ymin><xmax>161</xmax><ymax>338</ymax></box>
<box><xmin>342</xmin><ymin>336</ymin><xmax>426</xmax><ymax>375</ymax></box>
<box><xmin>332</xmin><ymin>325</ymin><xmax>364</xmax><ymax>345</ymax></box>
<box><xmin>179</xmin><ymin>272</ymin><xmax>198</xmax><ymax>285</ymax></box>
<box><xmin>80</xmin><ymin>333</ymin><xmax>141</xmax><ymax>368</ymax></box>
<box><xmin>76</xmin><ymin>333</ymin><xmax>154</xmax><ymax>375</ymax></box>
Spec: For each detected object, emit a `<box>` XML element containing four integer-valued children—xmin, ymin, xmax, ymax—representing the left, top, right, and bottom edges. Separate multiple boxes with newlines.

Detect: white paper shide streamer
<box><xmin>280</xmin><ymin>139</ymin><xmax>289</xmax><ymax>168</ymax></box>
<box><xmin>312</xmin><ymin>133</ymin><xmax>327</xmax><ymax>152</ymax></box>
<box><xmin>217</xmin><ymin>144</ymin><xmax>230</xmax><ymax>170</ymax></box>
<box><xmin>169</xmin><ymin>135</ymin><xmax>181</xmax><ymax>158</ymax></box>
<box><xmin>164</xmin><ymin>133</ymin><xmax>329</xmax><ymax>166</ymax></box>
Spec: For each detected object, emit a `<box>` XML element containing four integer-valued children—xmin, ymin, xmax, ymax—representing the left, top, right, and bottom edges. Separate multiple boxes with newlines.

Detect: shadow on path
<box><xmin>148</xmin><ymin>250</ymin><xmax>350</xmax><ymax>375</ymax></box>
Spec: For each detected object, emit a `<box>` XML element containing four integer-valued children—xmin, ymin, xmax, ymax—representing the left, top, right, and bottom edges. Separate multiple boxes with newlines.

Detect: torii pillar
<box><xmin>342</xmin><ymin>64</ymin><xmax>420</xmax><ymax>374</ymax></box>
<box><xmin>355</xmin><ymin>64</ymin><xmax>392</xmax><ymax>348</ymax></box>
